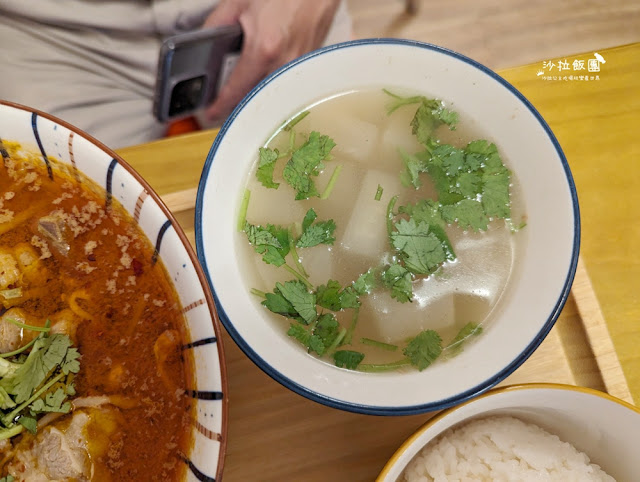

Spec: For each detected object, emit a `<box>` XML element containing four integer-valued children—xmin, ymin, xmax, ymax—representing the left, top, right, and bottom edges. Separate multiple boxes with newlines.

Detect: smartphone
<box><xmin>153</xmin><ymin>24</ymin><xmax>243</xmax><ymax>122</ymax></box>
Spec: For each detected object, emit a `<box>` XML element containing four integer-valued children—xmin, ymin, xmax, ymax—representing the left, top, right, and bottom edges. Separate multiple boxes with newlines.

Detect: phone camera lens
<box><xmin>169</xmin><ymin>76</ymin><xmax>206</xmax><ymax>117</ymax></box>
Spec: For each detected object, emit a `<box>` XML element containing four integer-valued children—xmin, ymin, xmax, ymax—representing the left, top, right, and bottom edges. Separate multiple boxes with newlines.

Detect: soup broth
<box><xmin>0</xmin><ymin>144</ymin><xmax>194</xmax><ymax>480</ymax></box>
<box><xmin>238</xmin><ymin>89</ymin><xmax>525</xmax><ymax>370</ymax></box>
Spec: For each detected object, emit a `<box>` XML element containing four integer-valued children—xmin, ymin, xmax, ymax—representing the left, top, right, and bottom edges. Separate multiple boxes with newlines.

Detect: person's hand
<box><xmin>203</xmin><ymin>0</ymin><xmax>341</xmax><ymax>121</ymax></box>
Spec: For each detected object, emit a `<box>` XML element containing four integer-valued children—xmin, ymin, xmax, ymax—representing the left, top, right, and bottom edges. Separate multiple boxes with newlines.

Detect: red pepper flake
<box><xmin>87</xmin><ymin>253</ymin><xmax>96</xmax><ymax>262</ymax></box>
<box><xmin>132</xmin><ymin>258</ymin><xmax>144</xmax><ymax>276</ymax></box>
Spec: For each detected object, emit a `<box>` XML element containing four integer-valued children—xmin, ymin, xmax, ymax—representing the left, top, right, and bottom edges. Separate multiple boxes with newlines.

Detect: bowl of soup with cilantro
<box><xmin>0</xmin><ymin>101</ymin><xmax>227</xmax><ymax>480</ymax></box>
<box><xmin>196</xmin><ymin>39</ymin><xmax>579</xmax><ymax>415</ymax></box>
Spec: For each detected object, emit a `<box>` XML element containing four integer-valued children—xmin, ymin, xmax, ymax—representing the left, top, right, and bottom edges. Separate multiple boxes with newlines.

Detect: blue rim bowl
<box><xmin>195</xmin><ymin>39</ymin><xmax>580</xmax><ymax>415</ymax></box>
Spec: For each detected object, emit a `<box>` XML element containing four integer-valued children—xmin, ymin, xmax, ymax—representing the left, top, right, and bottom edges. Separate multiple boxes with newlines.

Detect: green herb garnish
<box><xmin>384</xmin><ymin>90</ymin><xmax>458</xmax><ymax>145</ymax></box>
<box><xmin>441</xmin><ymin>199</ymin><xmax>489</xmax><ymax>232</ymax></box>
<box><xmin>333</xmin><ymin>350</ymin><xmax>365</xmax><ymax>370</ymax></box>
<box><xmin>320</xmin><ymin>164</ymin><xmax>343</xmax><ymax>200</ymax></box>
<box><xmin>263</xmin><ymin>280</ymin><xmax>317</xmax><ymax>325</ymax></box>
<box><xmin>390</xmin><ymin>218</ymin><xmax>446</xmax><ymax>275</ymax></box>
<box><xmin>246</xmin><ymin>90</ymin><xmax>522</xmax><ymax>373</ymax></box>
<box><xmin>374</xmin><ymin>184</ymin><xmax>383</xmax><ymax>201</ymax></box>
<box><xmin>0</xmin><ymin>329</ymin><xmax>80</xmax><ymax>441</ymax></box>
<box><xmin>256</xmin><ymin>148</ymin><xmax>280</xmax><ymax>189</ymax></box>
<box><xmin>236</xmin><ymin>189</ymin><xmax>251</xmax><ymax>232</ymax></box>
<box><xmin>296</xmin><ymin>209</ymin><xmax>336</xmax><ymax>248</ymax></box>
<box><xmin>283</xmin><ymin>131</ymin><xmax>336</xmax><ymax>200</ymax></box>
<box><xmin>316</xmin><ymin>280</ymin><xmax>359</xmax><ymax>311</ymax></box>
<box><xmin>283</xmin><ymin>110</ymin><xmax>310</xmax><ymax>132</ymax></box>
<box><xmin>244</xmin><ymin>221</ymin><xmax>290</xmax><ymax>267</ymax></box>
<box><xmin>403</xmin><ymin>330</ymin><xmax>443</xmax><ymax>371</ymax></box>
<box><xmin>445</xmin><ymin>322</ymin><xmax>483</xmax><ymax>356</ymax></box>
<box><xmin>361</xmin><ymin>338</ymin><xmax>398</xmax><ymax>352</ymax></box>
<box><xmin>381</xmin><ymin>263</ymin><xmax>413</xmax><ymax>303</ymax></box>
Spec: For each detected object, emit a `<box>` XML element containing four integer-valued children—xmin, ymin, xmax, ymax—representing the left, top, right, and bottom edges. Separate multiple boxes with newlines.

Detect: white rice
<box><xmin>403</xmin><ymin>415</ymin><xmax>615</xmax><ymax>482</ymax></box>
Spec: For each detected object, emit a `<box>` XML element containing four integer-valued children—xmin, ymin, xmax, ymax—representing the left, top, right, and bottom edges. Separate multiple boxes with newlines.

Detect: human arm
<box><xmin>203</xmin><ymin>0</ymin><xmax>342</xmax><ymax>121</ymax></box>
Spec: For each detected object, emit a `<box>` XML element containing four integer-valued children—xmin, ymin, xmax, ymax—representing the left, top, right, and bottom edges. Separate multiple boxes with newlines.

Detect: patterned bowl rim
<box><xmin>0</xmin><ymin>100</ymin><xmax>229</xmax><ymax>481</ymax></box>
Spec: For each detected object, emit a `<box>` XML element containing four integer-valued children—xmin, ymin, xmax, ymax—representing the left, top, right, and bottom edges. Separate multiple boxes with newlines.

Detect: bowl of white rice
<box><xmin>378</xmin><ymin>383</ymin><xmax>640</xmax><ymax>481</ymax></box>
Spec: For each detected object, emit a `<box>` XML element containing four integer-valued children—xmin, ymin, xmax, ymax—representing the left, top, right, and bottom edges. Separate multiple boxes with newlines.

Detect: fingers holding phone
<box><xmin>203</xmin><ymin>0</ymin><xmax>341</xmax><ymax>122</ymax></box>
<box><xmin>153</xmin><ymin>24</ymin><xmax>243</xmax><ymax>123</ymax></box>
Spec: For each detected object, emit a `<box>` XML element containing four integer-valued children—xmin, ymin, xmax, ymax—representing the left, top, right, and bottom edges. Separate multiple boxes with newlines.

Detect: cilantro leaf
<box><xmin>274</xmin><ymin>281</ymin><xmax>317</xmax><ymax>325</ymax></box>
<box><xmin>482</xmin><ymin>170</ymin><xmax>511</xmax><ymax>219</ymax></box>
<box><xmin>262</xmin><ymin>291</ymin><xmax>300</xmax><ymax>321</ymax></box>
<box><xmin>61</xmin><ymin>349</ymin><xmax>80</xmax><ymax>376</ymax></box>
<box><xmin>315</xmin><ymin>280</ymin><xmax>342</xmax><ymax>311</ymax></box>
<box><xmin>423</xmin><ymin>162</ymin><xmax>464</xmax><ymax>206</ymax></box>
<box><xmin>399</xmin><ymin>149</ymin><xmax>424</xmax><ymax>189</ymax></box>
<box><xmin>316</xmin><ymin>280</ymin><xmax>360</xmax><ymax>311</ymax></box>
<box><xmin>287</xmin><ymin>323</ymin><xmax>325</xmax><ymax>355</ymax></box>
<box><xmin>287</xmin><ymin>323</ymin><xmax>311</xmax><ymax>345</ymax></box>
<box><xmin>399</xmin><ymin>199</ymin><xmax>444</xmax><ymax>228</ymax></box>
<box><xmin>411</xmin><ymin>99</ymin><xmax>458</xmax><ymax>146</ymax></box>
<box><xmin>352</xmin><ymin>269</ymin><xmax>376</xmax><ymax>296</ymax></box>
<box><xmin>244</xmin><ymin>222</ymin><xmax>290</xmax><ymax>267</ymax></box>
<box><xmin>391</xmin><ymin>218</ymin><xmax>446</xmax><ymax>274</ymax></box>
<box><xmin>0</xmin><ymin>333</ymin><xmax>80</xmax><ymax>440</ymax></box>
<box><xmin>17</xmin><ymin>415</ymin><xmax>37</xmax><ymax>434</ymax></box>
<box><xmin>436</xmin><ymin>107</ymin><xmax>459</xmax><ymax>126</ymax></box>
<box><xmin>308</xmin><ymin>336</ymin><xmax>326</xmax><ymax>356</ymax></box>
<box><xmin>5</xmin><ymin>334</ymin><xmax>72</xmax><ymax>404</ymax></box>
<box><xmin>338</xmin><ymin>287</ymin><xmax>360</xmax><ymax>310</ymax></box>
<box><xmin>432</xmin><ymin>144</ymin><xmax>465</xmax><ymax>176</ymax></box>
<box><xmin>427</xmin><ymin>224</ymin><xmax>456</xmax><ymax>261</ymax></box>
<box><xmin>283</xmin><ymin>131</ymin><xmax>336</xmax><ymax>200</ymax></box>
<box><xmin>333</xmin><ymin>350</ymin><xmax>365</xmax><ymax>370</ymax></box>
<box><xmin>0</xmin><ymin>387</ymin><xmax>15</xmax><ymax>410</ymax></box>
<box><xmin>398</xmin><ymin>201</ymin><xmax>455</xmax><ymax>261</ymax></box>
<box><xmin>313</xmin><ymin>314</ymin><xmax>340</xmax><ymax>351</ymax></box>
<box><xmin>403</xmin><ymin>330</ymin><xmax>443</xmax><ymax>371</ymax></box>
<box><xmin>441</xmin><ymin>199</ymin><xmax>489</xmax><ymax>232</ymax></box>
<box><xmin>296</xmin><ymin>209</ymin><xmax>336</xmax><ymax>248</ymax></box>
<box><xmin>0</xmin><ymin>359</ymin><xmax>19</xmax><ymax>381</ymax></box>
<box><xmin>411</xmin><ymin>100</ymin><xmax>441</xmax><ymax>146</ymax></box>
<box><xmin>256</xmin><ymin>147</ymin><xmax>280</xmax><ymax>189</ymax></box>
<box><xmin>29</xmin><ymin>387</ymin><xmax>72</xmax><ymax>415</ymax></box>
<box><xmin>301</xmin><ymin>208</ymin><xmax>317</xmax><ymax>232</ymax></box>
<box><xmin>465</xmin><ymin>140</ymin><xmax>503</xmax><ymax>174</ymax></box>
<box><xmin>381</xmin><ymin>263</ymin><xmax>413</xmax><ymax>303</ymax></box>
<box><xmin>454</xmin><ymin>171</ymin><xmax>483</xmax><ymax>198</ymax></box>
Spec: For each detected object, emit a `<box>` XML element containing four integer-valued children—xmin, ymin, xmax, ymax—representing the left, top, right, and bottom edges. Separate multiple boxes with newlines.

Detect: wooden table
<box><xmin>117</xmin><ymin>42</ymin><xmax>639</xmax><ymax>481</ymax></box>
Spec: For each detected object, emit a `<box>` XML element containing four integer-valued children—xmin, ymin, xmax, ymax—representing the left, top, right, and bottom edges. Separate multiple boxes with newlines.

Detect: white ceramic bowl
<box><xmin>196</xmin><ymin>39</ymin><xmax>579</xmax><ymax>414</ymax></box>
<box><xmin>0</xmin><ymin>101</ymin><xmax>227</xmax><ymax>481</ymax></box>
<box><xmin>378</xmin><ymin>383</ymin><xmax>640</xmax><ymax>481</ymax></box>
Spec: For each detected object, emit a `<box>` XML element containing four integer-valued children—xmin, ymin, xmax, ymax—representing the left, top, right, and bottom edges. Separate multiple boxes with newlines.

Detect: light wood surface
<box><xmin>495</xmin><ymin>43</ymin><xmax>640</xmax><ymax>404</ymax></box>
<box><xmin>347</xmin><ymin>0</ymin><xmax>640</xmax><ymax>70</ymax></box>
<box><xmin>116</xmin><ymin>42</ymin><xmax>639</xmax><ymax>480</ymax></box>
<box><xmin>572</xmin><ymin>257</ymin><xmax>633</xmax><ymax>403</ymax></box>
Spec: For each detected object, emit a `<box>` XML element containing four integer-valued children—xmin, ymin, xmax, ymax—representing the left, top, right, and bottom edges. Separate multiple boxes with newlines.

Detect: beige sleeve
<box><xmin>151</xmin><ymin>0</ymin><xmax>219</xmax><ymax>35</ymax></box>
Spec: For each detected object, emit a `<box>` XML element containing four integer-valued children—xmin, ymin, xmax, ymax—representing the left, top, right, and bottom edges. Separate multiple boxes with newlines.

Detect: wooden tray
<box><xmin>160</xmin><ymin>188</ymin><xmax>632</xmax><ymax>482</ymax></box>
